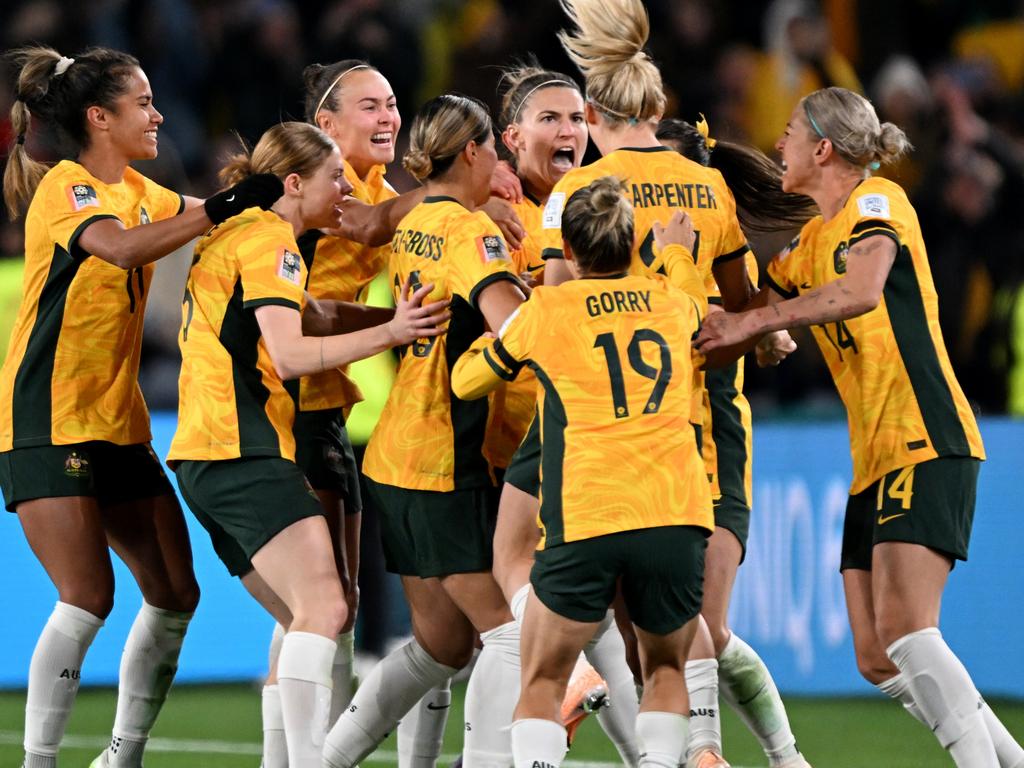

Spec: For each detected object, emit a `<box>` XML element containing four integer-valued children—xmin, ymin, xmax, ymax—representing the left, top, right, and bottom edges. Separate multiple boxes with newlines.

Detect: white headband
<box><xmin>53</xmin><ymin>56</ymin><xmax>75</xmax><ymax>77</ymax></box>
<box><xmin>511</xmin><ymin>79</ymin><xmax>576</xmax><ymax>123</ymax></box>
<box><xmin>313</xmin><ymin>64</ymin><xmax>371</xmax><ymax>119</ymax></box>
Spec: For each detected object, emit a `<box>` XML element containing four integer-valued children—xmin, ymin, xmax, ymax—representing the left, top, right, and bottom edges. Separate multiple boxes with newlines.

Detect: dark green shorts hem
<box><xmin>531</xmin><ymin>526</ymin><xmax>707</xmax><ymax>635</ymax></box>
<box><xmin>0</xmin><ymin>442</ymin><xmax>173</xmax><ymax>512</ymax></box>
<box><xmin>713</xmin><ymin>495</ymin><xmax>750</xmax><ymax>562</ymax></box>
<box><xmin>504</xmin><ymin>415</ymin><xmax>540</xmax><ymax>498</ymax></box>
<box><xmin>367</xmin><ymin>478</ymin><xmax>499</xmax><ymax>578</ymax></box>
<box><xmin>840</xmin><ymin>456</ymin><xmax>979</xmax><ymax>571</ymax></box>
<box><xmin>292</xmin><ymin>408</ymin><xmax>362</xmax><ymax>514</ymax></box>
<box><xmin>175</xmin><ymin>457</ymin><xmax>324</xmax><ymax>577</ymax></box>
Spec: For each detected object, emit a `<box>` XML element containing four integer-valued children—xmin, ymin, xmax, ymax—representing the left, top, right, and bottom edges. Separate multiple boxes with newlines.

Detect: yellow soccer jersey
<box><xmin>168</xmin><ymin>208</ymin><xmax>307</xmax><ymax>463</ymax></box>
<box><xmin>293</xmin><ymin>161</ymin><xmax>398</xmax><ymax>412</ymax></box>
<box><xmin>539</xmin><ymin>148</ymin><xmax>750</xmax><ymax>281</ymax></box>
<box><xmin>0</xmin><ymin>160</ymin><xmax>183</xmax><ymax>450</ymax></box>
<box><xmin>482</xmin><ymin>190</ymin><xmax>547</xmax><ymax>469</ymax></box>
<box><xmin>453</xmin><ymin>274</ymin><xmax>712</xmax><ymax>546</ymax></box>
<box><xmin>766</xmin><ymin>177</ymin><xmax>985</xmax><ymax>493</ymax></box>
<box><xmin>362</xmin><ymin>196</ymin><xmax>519</xmax><ymax>491</ymax></box>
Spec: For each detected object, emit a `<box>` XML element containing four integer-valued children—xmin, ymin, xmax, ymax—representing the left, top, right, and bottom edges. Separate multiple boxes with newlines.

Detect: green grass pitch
<box><xmin>1</xmin><ymin>683</ymin><xmax>1021</xmax><ymax>766</ymax></box>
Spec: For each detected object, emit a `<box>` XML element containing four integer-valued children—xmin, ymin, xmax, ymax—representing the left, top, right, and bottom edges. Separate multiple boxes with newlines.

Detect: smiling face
<box><xmin>318</xmin><ymin>69</ymin><xmax>400</xmax><ymax>178</ymax></box>
<box><xmin>101</xmin><ymin>67</ymin><xmax>163</xmax><ymax>161</ymax></box>
<box><xmin>503</xmin><ymin>86</ymin><xmax>587</xmax><ymax>197</ymax></box>
<box><xmin>776</xmin><ymin>102</ymin><xmax>823</xmax><ymax>195</ymax></box>
<box><xmin>296</xmin><ymin>146</ymin><xmax>353</xmax><ymax>231</ymax></box>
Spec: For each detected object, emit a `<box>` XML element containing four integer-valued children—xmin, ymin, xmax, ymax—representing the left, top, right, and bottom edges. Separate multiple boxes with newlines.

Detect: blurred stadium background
<box><xmin>0</xmin><ymin>0</ymin><xmax>1022</xmax><ymax>765</ymax></box>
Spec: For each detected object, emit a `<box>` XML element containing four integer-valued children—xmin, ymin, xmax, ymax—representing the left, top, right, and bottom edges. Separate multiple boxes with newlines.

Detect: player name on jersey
<box><xmin>585</xmin><ymin>289</ymin><xmax>653</xmax><ymax>317</ymax></box>
<box><xmin>630</xmin><ymin>181</ymin><xmax>718</xmax><ymax>210</ymax></box>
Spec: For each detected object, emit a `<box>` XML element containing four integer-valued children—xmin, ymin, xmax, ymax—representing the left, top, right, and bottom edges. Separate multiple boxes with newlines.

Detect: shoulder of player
<box><xmin>846</xmin><ymin>176</ymin><xmax>912</xmax><ymax>223</ymax></box>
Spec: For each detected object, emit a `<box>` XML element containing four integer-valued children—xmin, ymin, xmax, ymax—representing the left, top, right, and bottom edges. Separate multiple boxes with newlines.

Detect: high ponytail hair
<box><xmin>557</xmin><ymin>0</ymin><xmax>665</xmax><ymax>124</ymax></box>
<box><xmin>403</xmin><ymin>93</ymin><xmax>492</xmax><ymax>182</ymax></box>
<box><xmin>800</xmin><ymin>87</ymin><xmax>913</xmax><ymax>170</ymax></box>
<box><xmin>4</xmin><ymin>45</ymin><xmax>140</xmax><ymax>219</ymax></box>
<box><xmin>656</xmin><ymin>118</ymin><xmax>818</xmax><ymax>234</ymax></box>
<box><xmin>219</xmin><ymin>122</ymin><xmax>336</xmax><ymax>188</ymax></box>
<box><xmin>561</xmin><ymin>175</ymin><xmax>634</xmax><ymax>274</ymax></box>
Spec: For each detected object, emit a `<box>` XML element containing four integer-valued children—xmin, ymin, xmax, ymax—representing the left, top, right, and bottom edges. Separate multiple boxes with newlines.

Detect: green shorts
<box><xmin>504</xmin><ymin>414</ymin><xmax>541</xmax><ymax>498</ymax></box>
<box><xmin>0</xmin><ymin>441</ymin><xmax>174</xmax><ymax>512</ymax></box>
<box><xmin>292</xmin><ymin>408</ymin><xmax>362</xmax><ymax>514</ymax></box>
<box><xmin>367</xmin><ymin>478</ymin><xmax>499</xmax><ymax>578</ymax></box>
<box><xmin>175</xmin><ymin>457</ymin><xmax>324</xmax><ymax>577</ymax></box>
<box><xmin>840</xmin><ymin>456</ymin><xmax>980</xmax><ymax>571</ymax></box>
<box><xmin>705</xmin><ymin>361</ymin><xmax>751</xmax><ymax>557</ymax></box>
<box><xmin>531</xmin><ymin>526</ymin><xmax>707</xmax><ymax>635</ymax></box>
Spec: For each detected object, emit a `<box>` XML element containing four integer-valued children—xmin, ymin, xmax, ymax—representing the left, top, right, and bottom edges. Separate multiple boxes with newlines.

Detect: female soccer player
<box><xmin>0</xmin><ymin>46</ymin><xmax>281</xmax><ymax>768</ymax></box>
<box><xmin>491</xmin><ymin>61</ymin><xmax>645</xmax><ymax>765</ymax></box>
<box><xmin>695</xmin><ymin>86</ymin><xmax>1024</xmax><ymax>768</ymax></box>
<box><xmin>452</xmin><ymin>175</ymin><xmax>711</xmax><ymax>768</ymax></box>
<box><xmin>542</xmin><ymin>2</ymin><xmax>804</xmax><ymax>764</ymax></box>
<box><xmin>657</xmin><ymin>117</ymin><xmax>816</xmax><ymax>768</ymax></box>
<box><xmin>322</xmin><ymin>93</ymin><xmax>527</xmax><ymax>768</ymax></box>
<box><xmin>168</xmin><ymin>120</ymin><xmax>447</xmax><ymax>768</ymax></box>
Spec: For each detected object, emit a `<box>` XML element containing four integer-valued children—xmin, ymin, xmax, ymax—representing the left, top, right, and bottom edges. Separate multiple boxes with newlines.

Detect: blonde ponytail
<box><xmin>557</xmin><ymin>0</ymin><xmax>665</xmax><ymax>123</ymax></box>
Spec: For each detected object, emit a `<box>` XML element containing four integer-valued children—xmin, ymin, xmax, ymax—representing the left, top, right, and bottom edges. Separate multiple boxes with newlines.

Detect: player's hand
<box><xmin>388</xmin><ymin>276</ymin><xmax>450</xmax><ymax>346</ymax></box>
<box><xmin>481</xmin><ymin>197</ymin><xmax>526</xmax><ymax>251</ymax></box>
<box><xmin>490</xmin><ymin>160</ymin><xmax>523</xmax><ymax>203</ymax></box>
<box><xmin>755</xmin><ymin>330</ymin><xmax>797</xmax><ymax>367</ymax></box>
<box><xmin>693</xmin><ymin>310</ymin><xmax>754</xmax><ymax>353</ymax></box>
<box><xmin>652</xmin><ymin>210</ymin><xmax>696</xmax><ymax>253</ymax></box>
<box><xmin>204</xmin><ymin>174</ymin><xmax>284</xmax><ymax>224</ymax></box>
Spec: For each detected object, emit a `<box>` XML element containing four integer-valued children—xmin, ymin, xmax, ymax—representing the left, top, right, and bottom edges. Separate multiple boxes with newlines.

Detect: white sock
<box><xmin>260</xmin><ymin>684</ymin><xmax>287</xmax><ymax>768</ymax></box>
<box><xmin>509</xmin><ymin>584</ymin><xmax>530</xmax><ymax>627</ymax></box>
<box><xmin>464</xmin><ymin>620</ymin><xmax>521</xmax><ymax>768</ymax></box>
<box><xmin>717</xmin><ymin>633</ymin><xmax>800</xmax><ymax>766</ymax></box>
<box><xmin>398</xmin><ymin>679</ymin><xmax>452</xmax><ymax>768</ymax></box>
<box><xmin>684</xmin><ymin>659</ymin><xmax>722</xmax><ymax>760</ymax></box>
<box><xmin>331</xmin><ymin>631</ymin><xmax>356</xmax><ymax>726</ymax></box>
<box><xmin>511</xmin><ymin>718</ymin><xmax>567</xmax><ymax>768</ymax></box>
<box><xmin>877</xmin><ymin>672</ymin><xmax>929</xmax><ymax>726</ymax></box>
<box><xmin>323</xmin><ymin>639</ymin><xmax>459</xmax><ymax>768</ymax></box>
<box><xmin>106</xmin><ymin>602</ymin><xmax>192</xmax><ymax>767</ymax></box>
<box><xmin>636</xmin><ymin>711</ymin><xmax>689</xmax><ymax>768</ymax></box>
<box><xmin>24</xmin><ymin>602</ymin><xmax>104</xmax><ymax>765</ymax></box>
<box><xmin>277</xmin><ymin>631</ymin><xmax>335</xmax><ymax>768</ymax></box>
<box><xmin>887</xmin><ymin>628</ymin><xmax>997</xmax><ymax>767</ymax></box>
<box><xmin>586</xmin><ymin>613</ymin><xmax>640</xmax><ymax>767</ymax></box>
<box><xmin>268</xmin><ymin>623</ymin><xmax>286</xmax><ymax>671</ymax></box>
<box><xmin>982</xmin><ymin>703</ymin><xmax>1024</xmax><ymax>768</ymax></box>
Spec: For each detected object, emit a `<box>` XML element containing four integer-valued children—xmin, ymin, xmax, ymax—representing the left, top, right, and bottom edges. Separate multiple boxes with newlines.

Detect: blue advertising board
<box><xmin>0</xmin><ymin>415</ymin><xmax>1021</xmax><ymax>695</ymax></box>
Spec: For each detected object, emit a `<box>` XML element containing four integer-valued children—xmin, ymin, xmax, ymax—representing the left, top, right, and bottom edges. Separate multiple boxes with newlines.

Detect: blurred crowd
<box><xmin>2</xmin><ymin>0</ymin><xmax>1024</xmax><ymax>417</ymax></box>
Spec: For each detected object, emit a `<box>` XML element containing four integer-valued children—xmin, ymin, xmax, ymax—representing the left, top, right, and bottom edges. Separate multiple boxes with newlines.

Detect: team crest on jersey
<box><xmin>67</xmin><ymin>183</ymin><xmax>99</xmax><ymax>211</ymax></box>
<box><xmin>833</xmin><ymin>241</ymin><xmax>849</xmax><ymax>274</ymax></box>
<box><xmin>139</xmin><ymin>207</ymin><xmax>151</xmax><ymax>225</ymax></box>
<box><xmin>63</xmin><ymin>451</ymin><xmax>90</xmax><ymax>478</ymax></box>
<box><xmin>476</xmin><ymin>234</ymin><xmax>509</xmax><ymax>263</ymax></box>
<box><xmin>277</xmin><ymin>248</ymin><xmax>302</xmax><ymax>284</ymax></box>
<box><xmin>542</xmin><ymin>192</ymin><xmax>566</xmax><ymax>229</ymax></box>
<box><xmin>857</xmin><ymin>193</ymin><xmax>890</xmax><ymax>219</ymax></box>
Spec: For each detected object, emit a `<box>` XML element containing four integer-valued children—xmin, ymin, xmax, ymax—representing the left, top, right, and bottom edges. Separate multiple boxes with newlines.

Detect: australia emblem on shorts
<box><xmin>833</xmin><ymin>241</ymin><xmax>849</xmax><ymax>275</ymax></box>
<box><xmin>277</xmin><ymin>248</ymin><xmax>303</xmax><ymax>285</ymax></box>
<box><xmin>67</xmin><ymin>183</ymin><xmax>100</xmax><ymax>211</ymax></box>
<box><xmin>64</xmin><ymin>451</ymin><xmax>90</xmax><ymax>478</ymax></box>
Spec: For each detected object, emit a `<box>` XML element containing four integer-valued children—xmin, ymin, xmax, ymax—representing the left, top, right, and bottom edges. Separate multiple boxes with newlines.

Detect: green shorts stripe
<box><xmin>292</xmin><ymin>408</ymin><xmax>362</xmax><ymax>513</ymax></box>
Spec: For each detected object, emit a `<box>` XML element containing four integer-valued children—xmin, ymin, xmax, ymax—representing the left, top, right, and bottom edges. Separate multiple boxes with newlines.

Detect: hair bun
<box><xmin>402</xmin><ymin>148</ymin><xmax>433</xmax><ymax>181</ymax></box>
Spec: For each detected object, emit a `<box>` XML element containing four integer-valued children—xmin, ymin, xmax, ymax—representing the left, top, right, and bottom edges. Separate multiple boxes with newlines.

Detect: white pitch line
<box><xmin>0</xmin><ymin>729</ymin><xmax>761</xmax><ymax>768</ymax></box>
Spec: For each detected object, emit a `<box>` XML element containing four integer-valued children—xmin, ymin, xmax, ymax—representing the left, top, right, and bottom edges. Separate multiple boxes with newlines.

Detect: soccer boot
<box><xmin>560</xmin><ymin>663</ymin><xmax>609</xmax><ymax>745</ymax></box>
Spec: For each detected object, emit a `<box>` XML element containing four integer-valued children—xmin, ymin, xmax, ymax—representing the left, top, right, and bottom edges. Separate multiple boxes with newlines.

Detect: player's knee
<box><xmin>61</xmin><ymin>586</ymin><xmax>115</xmax><ymax>620</ymax></box>
<box><xmin>854</xmin><ymin>646</ymin><xmax>898</xmax><ymax>685</ymax></box>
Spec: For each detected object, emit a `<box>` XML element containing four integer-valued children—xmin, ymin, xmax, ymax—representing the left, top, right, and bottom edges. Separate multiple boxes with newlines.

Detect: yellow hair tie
<box><xmin>696</xmin><ymin>113</ymin><xmax>717</xmax><ymax>149</ymax></box>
